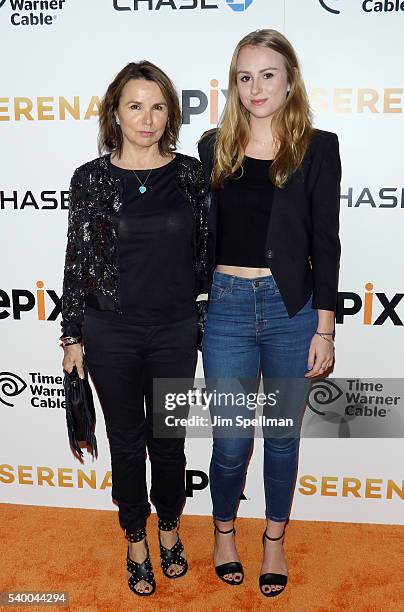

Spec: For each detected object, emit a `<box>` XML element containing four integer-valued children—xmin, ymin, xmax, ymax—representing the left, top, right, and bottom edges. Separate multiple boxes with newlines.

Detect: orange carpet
<box><xmin>1</xmin><ymin>504</ymin><xmax>403</xmax><ymax>611</ymax></box>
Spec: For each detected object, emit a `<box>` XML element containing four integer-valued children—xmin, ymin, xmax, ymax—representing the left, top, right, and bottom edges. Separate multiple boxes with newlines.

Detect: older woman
<box><xmin>61</xmin><ymin>61</ymin><xmax>208</xmax><ymax>597</ymax></box>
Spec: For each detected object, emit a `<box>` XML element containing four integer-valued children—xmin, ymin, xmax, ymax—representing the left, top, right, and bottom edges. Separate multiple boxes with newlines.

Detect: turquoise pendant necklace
<box><xmin>132</xmin><ymin>168</ymin><xmax>152</xmax><ymax>194</ymax></box>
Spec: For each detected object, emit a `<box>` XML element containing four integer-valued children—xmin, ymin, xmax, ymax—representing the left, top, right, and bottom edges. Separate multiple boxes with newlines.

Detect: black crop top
<box><xmin>216</xmin><ymin>157</ymin><xmax>274</xmax><ymax>268</ymax></box>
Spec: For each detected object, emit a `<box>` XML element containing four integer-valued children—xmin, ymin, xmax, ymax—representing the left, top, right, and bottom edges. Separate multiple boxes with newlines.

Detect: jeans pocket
<box><xmin>209</xmin><ymin>282</ymin><xmax>233</xmax><ymax>303</ymax></box>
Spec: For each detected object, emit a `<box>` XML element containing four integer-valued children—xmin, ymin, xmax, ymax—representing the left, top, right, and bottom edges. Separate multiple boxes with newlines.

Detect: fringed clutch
<box><xmin>63</xmin><ymin>365</ymin><xmax>98</xmax><ymax>459</ymax></box>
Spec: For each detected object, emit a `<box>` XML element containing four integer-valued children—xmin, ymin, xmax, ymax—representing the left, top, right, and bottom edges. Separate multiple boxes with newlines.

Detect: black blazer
<box><xmin>198</xmin><ymin>128</ymin><xmax>341</xmax><ymax>318</ymax></box>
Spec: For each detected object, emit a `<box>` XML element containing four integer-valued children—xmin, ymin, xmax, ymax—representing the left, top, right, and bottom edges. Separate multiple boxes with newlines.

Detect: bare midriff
<box><xmin>215</xmin><ymin>265</ymin><xmax>272</xmax><ymax>278</ymax></box>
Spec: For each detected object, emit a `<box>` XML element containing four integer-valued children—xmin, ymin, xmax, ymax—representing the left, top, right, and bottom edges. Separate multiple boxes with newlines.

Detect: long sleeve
<box><xmin>310</xmin><ymin>133</ymin><xmax>342</xmax><ymax>311</ymax></box>
<box><xmin>193</xmin><ymin>161</ymin><xmax>209</xmax><ymax>295</ymax></box>
<box><xmin>60</xmin><ymin>168</ymin><xmax>87</xmax><ymax>339</ymax></box>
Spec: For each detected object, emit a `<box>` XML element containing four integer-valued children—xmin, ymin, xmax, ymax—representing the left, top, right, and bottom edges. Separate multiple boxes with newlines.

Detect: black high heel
<box><xmin>125</xmin><ymin>527</ymin><xmax>156</xmax><ymax>597</ymax></box>
<box><xmin>158</xmin><ymin>518</ymin><xmax>188</xmax><ymax>579</ymax></box>
<box><xmin>259</xmin><ymin>529</ymin><xmax>288</xmax><ymax>597</ymax></box>
<box><xmin>214</xmin><ymin>522</ymin><xmax>244</xmax><ymax>586</ymax></box>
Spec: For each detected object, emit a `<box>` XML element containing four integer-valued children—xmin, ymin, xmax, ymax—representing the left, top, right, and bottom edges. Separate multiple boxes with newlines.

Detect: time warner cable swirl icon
<box><xmin>307</xmin><ymin>380</ymin><xmax>343</xmax><ymax>416</ymax></box>
<box><xmin>226</xmin><ymin>0</ymin><xmax>254</xmax><ymax>12</ymax></box>
<box><xmin>306</xmin><ymin>380</ymin><xmax>353</xmax><ymax>438</ymax></box>
<box><xmin>0</xmin><ymin>372</ymin><xmax>27</xmax><ymax>407</ymax></box>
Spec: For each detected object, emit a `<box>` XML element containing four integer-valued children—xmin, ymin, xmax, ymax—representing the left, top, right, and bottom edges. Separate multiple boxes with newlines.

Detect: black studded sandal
<box><xmin>259</xmin><ymin>529</ymin><xmax>288</xmax><ymax>597</ymax></box>
<box><xmin>125</xmin><ymin>527</ymin><xmax>156</xmax><ymax>597</ymax></box>
<box><xmin>214</xmin><ymin>523</ymin><xmax>244</xmax><ymax>586</ymax></box>
<box><xmin>158</xmin><ymin>518</ymin><xmax>188</xmax><ymax>579</ymax></box>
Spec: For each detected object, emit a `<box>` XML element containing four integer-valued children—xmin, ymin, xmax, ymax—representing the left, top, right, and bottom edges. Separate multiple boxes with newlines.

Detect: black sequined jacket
<box><xmin>61</xmin><ymin>153</ymin><xmax>209</xmax><ymax>339</ymax></box>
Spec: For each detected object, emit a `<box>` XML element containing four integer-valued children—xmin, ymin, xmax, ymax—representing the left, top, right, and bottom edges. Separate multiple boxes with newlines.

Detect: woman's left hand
<box><xmin>305</xmin><ymin>333</ymin><xmax>335</xmax><ymax>378</ymax></box>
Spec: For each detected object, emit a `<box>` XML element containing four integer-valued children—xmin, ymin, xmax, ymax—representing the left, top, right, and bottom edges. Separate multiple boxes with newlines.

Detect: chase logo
<box><xmin>226</xmin><ymin>0</ymin><xmax>254</xmax><ymax>11</ymax></box>
<box><xmin>319</xmin><ymin>0</ymin><xmax>341</xmax><ymax>14</ymax></box>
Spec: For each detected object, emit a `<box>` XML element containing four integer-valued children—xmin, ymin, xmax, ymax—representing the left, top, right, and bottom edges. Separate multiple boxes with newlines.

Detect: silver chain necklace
<box><xmin>132</xmin><ymin>168</ymin><xmax>153</xmax><ymax>194</ymax></box>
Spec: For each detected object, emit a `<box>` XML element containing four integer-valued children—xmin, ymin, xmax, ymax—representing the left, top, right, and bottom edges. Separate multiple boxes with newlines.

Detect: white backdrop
<box><xmin>1</xmin><ymin>0</ymin><xmax>403</xmax><ymax>525</ymax></box>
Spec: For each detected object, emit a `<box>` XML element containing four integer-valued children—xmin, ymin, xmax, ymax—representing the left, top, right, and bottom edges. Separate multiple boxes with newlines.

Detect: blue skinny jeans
<box><xmin>202</xmin><ymin>271</ymin><xmax>317</xmax><ymax>522</ymax></box>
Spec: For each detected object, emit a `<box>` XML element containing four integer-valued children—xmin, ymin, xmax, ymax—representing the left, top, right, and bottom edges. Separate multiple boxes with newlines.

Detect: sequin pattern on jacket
<box><xmin>61</xmin><ymin>153</ymin><xmax>209</xmax><ymax>338</ymax></box>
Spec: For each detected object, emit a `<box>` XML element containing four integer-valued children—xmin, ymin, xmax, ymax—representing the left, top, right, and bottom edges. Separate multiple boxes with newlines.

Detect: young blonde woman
<box><xmin>198</xmin><ymin>30</ymin><xmax>341</xmax><ymax>597</ymax></box>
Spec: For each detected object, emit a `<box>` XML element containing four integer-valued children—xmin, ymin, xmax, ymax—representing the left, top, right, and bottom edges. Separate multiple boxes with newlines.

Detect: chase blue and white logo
<box><xmin>113</xmin><ymin>0</ymin><xmax>255</xmax><ymax>12</ymax></box>
<box><xmin>0</xmin><ymin>0</ymin><xmax>67</xmax><ymax>26</ymax></box>
<box><xmin>226</xmin><ymin>0</ymin><xmax>254</xmax><ymax>11</ymax></box>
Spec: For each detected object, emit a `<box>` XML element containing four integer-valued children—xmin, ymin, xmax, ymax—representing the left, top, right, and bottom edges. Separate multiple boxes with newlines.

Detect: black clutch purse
<box><xmin>63</xmin><ymin>364</ymin><xmax>98</xmax><ymax>459</ymax></box>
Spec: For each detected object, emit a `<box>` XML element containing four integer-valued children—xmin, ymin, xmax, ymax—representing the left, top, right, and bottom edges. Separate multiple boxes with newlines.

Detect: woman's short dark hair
<box><xmin>98</xmin><ymin>61</ymin><xmax>181</xmax><ymax>157</ymax></box>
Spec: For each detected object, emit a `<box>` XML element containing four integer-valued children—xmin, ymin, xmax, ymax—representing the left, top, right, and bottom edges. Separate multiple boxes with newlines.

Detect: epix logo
<box><xmin>337</xmin><ymin>283</ymin><xmax>404</xmax><ymax>325</ymax></box>
<box><xmin>1</xmin><ymin>282</ymin><xmax>402</xmax><ymax>325</ymax></box>
<box><xmin>0</xmin><ymin>281</ymin><xmax>61</xmax><ymax>321</ymax></box>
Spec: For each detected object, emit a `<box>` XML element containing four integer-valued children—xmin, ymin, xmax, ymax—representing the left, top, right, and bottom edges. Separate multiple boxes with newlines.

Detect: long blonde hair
<box><xmin>211</xmin><ymin>29</ymin><xmax>313</xmax><ymax>189</ymax></box>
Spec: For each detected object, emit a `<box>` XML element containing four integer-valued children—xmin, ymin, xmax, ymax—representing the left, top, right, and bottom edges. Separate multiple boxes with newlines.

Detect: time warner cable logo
<box><xmin>0</xmin><ymin>0</ymin><xmax>67</xmax><ymax>27</ymax></box>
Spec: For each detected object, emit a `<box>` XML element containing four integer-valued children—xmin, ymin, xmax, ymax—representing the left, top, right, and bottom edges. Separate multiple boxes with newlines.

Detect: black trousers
<box><xmin>82</xmin><ymin>311</ymin><xmax>198</xmax><ymax>532</ymax></box>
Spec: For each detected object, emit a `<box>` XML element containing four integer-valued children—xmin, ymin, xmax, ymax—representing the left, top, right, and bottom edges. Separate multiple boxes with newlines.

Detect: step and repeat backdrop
<box><xmin>1</xmin><ymin>0</ymin><xmax>403</xmax><ymax>525</ymax></box>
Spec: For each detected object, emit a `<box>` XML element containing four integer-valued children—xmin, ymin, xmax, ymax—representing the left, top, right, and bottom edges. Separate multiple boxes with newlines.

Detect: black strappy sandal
<box><xmin>125</xmin><ymin>527</ymin><xmax>156</xmax><ymax>597</ymax></box>
<box><xmin>158</xmin><ymin>518</ymin><xmax>188</xmax><ymax>579</ymax></box>
<box><xmin>214</xmin><ymin>523</ymin><xmax>244</xmax><ymax>586</ymax></box>
<box><xmin>259</xmin><ymin>529</ymin><xmax>288</xmax><ymax>597</ymax></box>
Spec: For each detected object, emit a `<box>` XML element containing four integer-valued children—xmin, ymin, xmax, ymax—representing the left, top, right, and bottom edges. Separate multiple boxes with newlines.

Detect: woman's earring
<box><xmin>115</xmin><ymin>115</ymin><xmax>120</xmax><ymax>126</ymax></box>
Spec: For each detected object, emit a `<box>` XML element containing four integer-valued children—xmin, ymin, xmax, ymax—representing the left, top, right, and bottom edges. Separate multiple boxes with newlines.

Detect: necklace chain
<box><xmin>132</xmin><ymin>168</ymin><xmax>153</xmax><ymax>194</ymax></box>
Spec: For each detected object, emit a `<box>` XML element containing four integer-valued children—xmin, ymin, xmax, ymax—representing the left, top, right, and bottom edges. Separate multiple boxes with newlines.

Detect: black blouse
<box><xmin>216</xmin><ymin>157</ymin><xmax>274</xmax><ymax>267</ymax></box>
<box><xmin>85</xmin><ymin>156</ymin><xmax>196</xmax><ymax>325</ymax></box>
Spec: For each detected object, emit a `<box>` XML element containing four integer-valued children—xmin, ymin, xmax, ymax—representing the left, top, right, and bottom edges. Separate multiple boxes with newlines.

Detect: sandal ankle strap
<box><xmin>125</xmin><ymin>527</ymin><xmax>146</xmax><ymax>543</ymax></box>
<box><xmin>158</xmin><ymin>517</ymin><xmax>179</xmax><ymax>532</ymax></box>
<box><xmin>214</xmin><ymin>520</ymin><xmax>236</xmax><ymax>535</ymax></box>
<box><xmin>264</xmin><ymin>529</ymin><xmax>285</xmax><ymax>542</ymax></box>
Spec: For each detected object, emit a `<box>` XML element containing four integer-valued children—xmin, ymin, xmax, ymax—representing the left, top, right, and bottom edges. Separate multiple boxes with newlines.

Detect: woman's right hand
<box><xmin>62</xmin><ymin>343</ymin><xmax>85</xmax><ymax>379</ymax></box>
